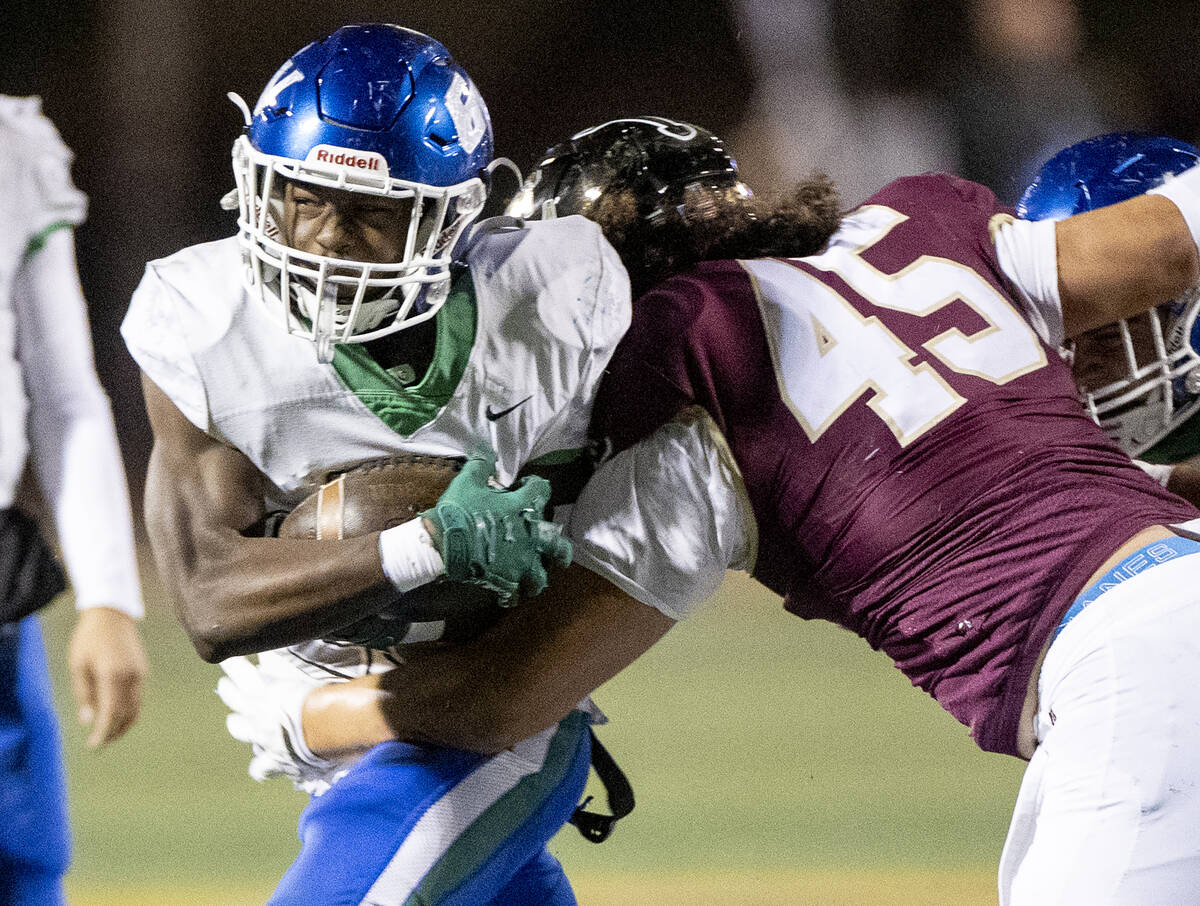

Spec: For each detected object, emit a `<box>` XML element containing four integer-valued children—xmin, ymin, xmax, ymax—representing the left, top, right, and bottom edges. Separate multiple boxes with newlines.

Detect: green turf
<box><xmin>40</xmin><ymin>567</ymin><xmax>1023</xmax><ymax>890</ymax></box>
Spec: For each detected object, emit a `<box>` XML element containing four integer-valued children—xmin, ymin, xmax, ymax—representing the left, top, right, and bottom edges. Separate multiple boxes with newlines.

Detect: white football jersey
<box><xmin>122</xmin><ymin>214</ymin><xmax>629</xmax><ymax>676</ymax></box>
<box><xmin>0</xmin><ymin>96</ymin><xmax>87</xmax><ymax>506</ymax></box>
<box><xmin>123</xmin><ymin>215</ymin><xmax>627</xmax><ymax>503</ymax></box>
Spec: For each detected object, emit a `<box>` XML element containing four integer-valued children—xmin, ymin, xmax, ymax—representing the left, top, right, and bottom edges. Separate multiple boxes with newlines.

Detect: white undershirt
<box><xmin>992</xmin><ymin>216</ymin><xmax>1064</xmax><ymax>348</ymax></box>
<box><xmin>13</xmin><ymin>228</ymin><xmax>143</xmax><ymax>617</ymax></box>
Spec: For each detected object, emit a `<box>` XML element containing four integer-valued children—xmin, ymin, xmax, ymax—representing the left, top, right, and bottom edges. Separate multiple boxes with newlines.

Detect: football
<box><xmin>278</xmin><ymin>453</ymin><xmax>464</xmax><ymax>540</ymax></box>
<box><xmin>278</xmin><ymin>453</ymin><xmax>501</xmax><ymax>650</ymax></box>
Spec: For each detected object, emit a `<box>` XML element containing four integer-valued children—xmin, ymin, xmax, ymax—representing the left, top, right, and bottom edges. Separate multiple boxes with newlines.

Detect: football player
<box><xmin>1018</xmin><ymin>131</ymin><xmax>1200</xmax><ymax>505</ymax></box>
<box><xmin>0</xmin><ymin>97</ymin><xmax>147</xmax><ymax>905</ymax></box>
<box><xmin>262</xmin><ymin>117</ymin><xmax>1200</xmax><ymax>905</ymax></box>
<box><xmin>124</xmin><ymin>23</ymin><xmax>626</xmax><ymax>906</ymax></box>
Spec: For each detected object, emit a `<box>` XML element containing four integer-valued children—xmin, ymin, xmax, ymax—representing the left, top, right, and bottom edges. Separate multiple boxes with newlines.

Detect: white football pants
<box><xmin>999</xmin><ymin>553</ymin><xmax>1200</xmax><ymax>905</ymax></box>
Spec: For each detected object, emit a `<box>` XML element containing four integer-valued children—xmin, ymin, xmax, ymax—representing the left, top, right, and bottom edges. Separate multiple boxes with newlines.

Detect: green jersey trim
<box><xmin>401</xmin><ymin>709</ymin><xmax>588</xmax><ymax>906</ymax></box>
<box><xmin>523</xmin><ymin>448</ymin><xmax>583</xmax><ymax>467</ymax></box>
<box><xmin>330</xmin><ymin>274</ymin><xmax>478</xmax><ymax>436</ymax></box>
<box><xmin>23</xmin><ymin>219</ymin><xmax>74</xmax><ymax>260</ymax></box>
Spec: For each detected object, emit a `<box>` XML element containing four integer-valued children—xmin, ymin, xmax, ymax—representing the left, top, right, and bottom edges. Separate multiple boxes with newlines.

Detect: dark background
<box><xmin>7</xmin><ymin>4</ymin><xmax>1198</xmax><ymax>896</ymax></box>
<box><xmin>4</xmin><ymin>0</ymin><xmax>1198</xmax><ymax>507</ymax></box>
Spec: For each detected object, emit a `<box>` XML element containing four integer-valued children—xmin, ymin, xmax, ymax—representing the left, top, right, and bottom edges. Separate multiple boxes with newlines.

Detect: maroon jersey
<box><xmin>590</xmin><ymin>173</ymin><xmax>1199</xmax><ymax>756</ymax></box>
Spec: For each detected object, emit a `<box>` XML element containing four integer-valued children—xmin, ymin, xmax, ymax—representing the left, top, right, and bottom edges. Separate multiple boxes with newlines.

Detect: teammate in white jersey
<box><xmin>0</xmin><ymin>97</ymin><xmax>147</xmax><ymax>905</ymax></box>
<box><xmin>1019</xmin><ymin>132</ymin><xmax>1200</xmax><ymax>507</ymax></box>
<box><xmin>124</xmin><ymin>24</ymin><xmax>625</xmax><ymax>906</ymax></box>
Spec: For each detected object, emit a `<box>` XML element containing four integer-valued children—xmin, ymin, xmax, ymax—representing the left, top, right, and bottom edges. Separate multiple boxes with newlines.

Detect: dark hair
<box><xmin>588</xmin><ymin>173</ymin><xmax>842</xmax><ymax>298</ymax></box>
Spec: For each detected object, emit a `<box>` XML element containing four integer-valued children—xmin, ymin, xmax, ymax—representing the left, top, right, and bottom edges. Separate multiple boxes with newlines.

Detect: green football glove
<box><xmin>421</xmin><ymin>449</ymin><xmax>572</xmax><ymax>605</ymax></box>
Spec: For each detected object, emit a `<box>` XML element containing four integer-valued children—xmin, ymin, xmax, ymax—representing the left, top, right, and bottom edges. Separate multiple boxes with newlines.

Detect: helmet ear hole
<box><xmin>478</xmin><ymin>158</ymin><xmax>523</xmax><ymax>220</ymax></box>
<box><xmin>558</xmin><ymin>163</ymin><xmax>586</xmax><ymax>209</ymax></box>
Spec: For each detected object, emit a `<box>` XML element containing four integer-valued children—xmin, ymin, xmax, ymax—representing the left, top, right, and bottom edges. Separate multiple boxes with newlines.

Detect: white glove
<box><xmin>215</xmin><ymin>652</ymin><xmax>348</xmax><ymax>796</ymax></box>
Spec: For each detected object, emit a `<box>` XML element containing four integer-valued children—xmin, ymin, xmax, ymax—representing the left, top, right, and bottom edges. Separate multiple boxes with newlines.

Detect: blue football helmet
<box><xmin>1019</xmin><ymin>132</ymin><xmax>1200</xmax><ymax>457</ymax></box>
<box><xmin>226</xmin><ymin>24</ymin><xmax>493</xmax><ymax>360</ymax></box>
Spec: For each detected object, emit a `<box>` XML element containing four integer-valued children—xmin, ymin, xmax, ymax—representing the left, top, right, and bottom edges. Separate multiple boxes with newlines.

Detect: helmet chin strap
<box><xmin>290</xmin><ymin>280</ymin><xmax>403</xmax><ymax>334</ymax></box>
<box><xmin>314</xmin><ymin>284</ymin><xmax>337</xmax><ymax>363</ymax></box>
<box><xmin>305</xmin><ymin>279</ymin><xmax>447</xmax><ymax>365</ymax></box>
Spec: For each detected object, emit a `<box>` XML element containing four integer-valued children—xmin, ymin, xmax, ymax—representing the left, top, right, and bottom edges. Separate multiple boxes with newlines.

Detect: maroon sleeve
<box><xmin>590</xmin><ymin>277</ymin><xmax>702</xmax><ymax>451</ymax></box>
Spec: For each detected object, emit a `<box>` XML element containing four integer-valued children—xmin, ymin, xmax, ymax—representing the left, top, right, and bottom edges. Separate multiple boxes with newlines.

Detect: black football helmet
<box><xmin>508</xmin><ymin>116</ymin><xmax>748</xmax><ymax>222</ymax></box>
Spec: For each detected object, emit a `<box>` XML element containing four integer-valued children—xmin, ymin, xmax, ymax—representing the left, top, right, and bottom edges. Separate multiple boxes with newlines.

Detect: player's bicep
<box><xmin>1056</xmin><ymin>193</ymin><xmax>1200</xmax><ymax>337</ymax></box>
<box><xmin>1163</xmin><ymin>455</ymin><xmax>1200</xmax><ymax>508</ymax></box>
<box><xmin>142</xmin><ymin>373</ymin><xmax>265</xmax><ymax>573</ymax></box>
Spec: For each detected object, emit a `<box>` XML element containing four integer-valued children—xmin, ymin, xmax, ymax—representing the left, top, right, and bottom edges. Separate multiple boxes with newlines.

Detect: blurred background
<box><xmin>6</xmin><ymin>0</ymin><xmax>1200</xmax><ymax>902</ymax></box>
<box><xmin>6</xmin><ymin>0</ymin><xmax>1200</xmax><ymax>507</ymax></box>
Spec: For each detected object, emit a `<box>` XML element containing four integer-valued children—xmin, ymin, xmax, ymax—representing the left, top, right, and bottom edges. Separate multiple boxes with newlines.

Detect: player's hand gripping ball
<box><xmin>420</xmin><ymin>448</ymin><xmax>573</xmax><ymax>604</ymax></box>
<box><xmin>277</xmin><ymin>451</ymin><xmax>571</xmax><ymax>649</ymax></box>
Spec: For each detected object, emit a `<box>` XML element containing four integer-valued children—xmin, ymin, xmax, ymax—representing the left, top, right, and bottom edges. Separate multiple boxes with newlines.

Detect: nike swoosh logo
<box><xmin>486</xmin><ymin>396</ymin><xmax>532</xmax><ymax>421</ymax></box>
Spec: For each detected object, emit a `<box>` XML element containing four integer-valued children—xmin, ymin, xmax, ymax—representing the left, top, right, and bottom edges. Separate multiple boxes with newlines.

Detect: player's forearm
<box><xmin>156</xmin><ymin>528</ymin><xmax>396</xmax><ymax>661</ymax></box>
<box><xmin>303</xmin><ymin>564</ymin><xmax>674</xmax><ymax>755</ymax></box>
<box><xmin>301</xmin><ymin>651</ymin><xmax>570</xmax><ymax>756</ymax></box>
<box><xmin>145</xmin><ymin>453</ymin><xmax>395</xmax><ymax>661</ymax></box>
<box><xmin>31</xmin><ymin>408</ymin><xmax>143</xmax><ymax>617</ymax></box>
<box><xmin>302</xmin><ymin>675</ymin><xmax>411</xmax><ymax>757</ymax></box>
<box><xmin>304</xmin><ymin>615</ymin><xmax>581</xmax><ymax>755</ymax></box>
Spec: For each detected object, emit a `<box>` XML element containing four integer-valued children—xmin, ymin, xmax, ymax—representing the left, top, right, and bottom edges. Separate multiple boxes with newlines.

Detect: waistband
<box><xmin>1053</xmin><ymin>535</ymin><xmax>1200</xmax><ymax>642</ymax></box>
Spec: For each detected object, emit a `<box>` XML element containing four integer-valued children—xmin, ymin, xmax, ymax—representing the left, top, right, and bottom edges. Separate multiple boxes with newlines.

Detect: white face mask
<box><xmin>1074</xmin><ymin>289</ymin><xmax>1200</xmax><ymax>456</ymax></box>
<box><xmin>227</xmin><ymin>133</ymin><xmax>485</xmax><ymax>362</ymax></box>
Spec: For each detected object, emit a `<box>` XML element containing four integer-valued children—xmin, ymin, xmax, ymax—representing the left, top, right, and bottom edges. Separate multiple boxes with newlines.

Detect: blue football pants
<box><xmin>0</xmin><ymin>616</ymin><xmax>70</xmax><ymax>906</ymax></box>
<box><xmin>269</xmin><ymin>708</ymin><xmax>592</xmax><ymax>906</ymax></box>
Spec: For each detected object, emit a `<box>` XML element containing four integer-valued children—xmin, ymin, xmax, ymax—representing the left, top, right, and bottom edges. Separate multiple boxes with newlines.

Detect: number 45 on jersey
<box><xmin>749</xmin><ymin>205</ymin><xmax>1047</xmax><ymax>447</ymax></box>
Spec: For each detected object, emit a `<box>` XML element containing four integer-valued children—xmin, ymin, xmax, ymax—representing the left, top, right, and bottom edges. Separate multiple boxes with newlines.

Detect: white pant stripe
<box><xmin>360</xmin><ymin>724</ymin><xmax>555</xmax><ymax>906</ymax></box>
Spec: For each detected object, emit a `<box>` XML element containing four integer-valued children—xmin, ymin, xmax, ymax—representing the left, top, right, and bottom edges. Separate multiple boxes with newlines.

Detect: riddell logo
<box><xmin>305</xmin><ymin>145</ymin><xmax>390</xmax><ymax>176</ymax></box>
<box><xmin>316</xmin><ymin>149</ymin><xmax>379</xmax><ymax>169</ymax></box>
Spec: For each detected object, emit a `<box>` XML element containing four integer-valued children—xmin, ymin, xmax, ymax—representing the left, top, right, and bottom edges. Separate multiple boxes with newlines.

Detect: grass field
<box><xmin>63</xmin><ymin>869</ymin><xmax>1000</xmax><ymax>905</ymax></box>
<box><xmin>41</xmin><ymin>569</ymin><xmax>1023</xmax><ymax>904</ymax></box>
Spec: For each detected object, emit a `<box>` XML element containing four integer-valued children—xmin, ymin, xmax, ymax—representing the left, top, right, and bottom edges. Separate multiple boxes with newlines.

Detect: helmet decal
<box><xmin>304</xmin><ymin>145</ymin><xmax>389</xmax><ymax>176</ymax></box>
<box><xmin>445</xmin><ymin>72</ymin><xmax>488</xmax><ymax>155</ymax></box>
<box><xmin>572</xmin><ymin>117</ymin><xmax>699</xmax><ymax>143</ymax></box>
<box><xmin>253</xmin><ymin>63</ymin><xmax>304</xmax><ymax>118</ymax></box>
